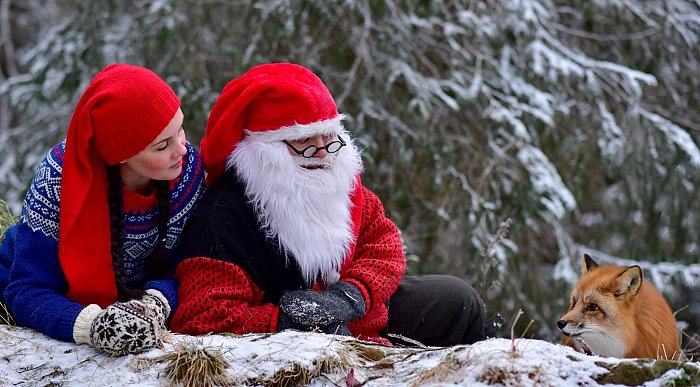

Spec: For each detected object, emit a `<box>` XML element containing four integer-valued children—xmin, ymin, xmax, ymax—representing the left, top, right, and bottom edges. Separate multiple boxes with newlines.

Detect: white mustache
<box><xmin>294</xmin><ymin>154</ymin><xmax>336</xmax><ymax>169</ymax></box>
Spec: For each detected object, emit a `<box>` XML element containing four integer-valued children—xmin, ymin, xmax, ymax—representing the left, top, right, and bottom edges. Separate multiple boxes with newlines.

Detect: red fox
<box><xmin>557</xmin><ymin>254</ymin><xmax>680</xmax><ymax>359</ymax></box>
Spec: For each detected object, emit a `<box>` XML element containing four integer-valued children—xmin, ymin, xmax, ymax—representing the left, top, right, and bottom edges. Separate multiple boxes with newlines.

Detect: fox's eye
<box><xmin>586</xmin><ymin>303</ymin><xmax>599</xmax><ymax>312</ymax></box>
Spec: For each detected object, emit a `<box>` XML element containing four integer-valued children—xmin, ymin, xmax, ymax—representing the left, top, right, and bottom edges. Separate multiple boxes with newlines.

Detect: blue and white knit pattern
<box><xmin>20</xmin><ymin>143</ymin><xmax>64</xmax><ymax>240</ymax></box>
<box><xmin>20</xmin><ymin>140</ymin><xmax>206</xmax><ymax>282</ymax></box>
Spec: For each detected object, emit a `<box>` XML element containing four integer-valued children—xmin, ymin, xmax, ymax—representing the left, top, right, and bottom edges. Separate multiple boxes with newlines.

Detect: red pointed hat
<box><xmin>200</xmin><ymin>63</ymin><xmax>340</xmax><ymax>184</ymax></box>
<box><xmin>59</xmin><ymin>64</ymin><xmax>180</xmax><ymax>307</ymax></box>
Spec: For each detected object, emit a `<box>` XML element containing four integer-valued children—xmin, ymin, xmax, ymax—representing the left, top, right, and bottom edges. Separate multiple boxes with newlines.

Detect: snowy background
<box><xmin>1</xmin><ymin>0</ymin><xmax>700</xmax><ymax>350</ymax></box>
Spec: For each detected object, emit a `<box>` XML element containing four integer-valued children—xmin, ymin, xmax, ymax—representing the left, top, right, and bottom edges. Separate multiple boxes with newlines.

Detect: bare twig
<box><xmin>17</xmin><ymin>362</ymin><xmax>47</xmax><ymax>373</ymax></box>
<box><xmin>510</xmin><ymin>309</ymin><xmax>523</xmax><ymax>354</ymax></box>
<box><xmin>519</xmin><ymin>319</ymin><xmax>534</xmax><ymax>339</ymax></box>
<box><xmin>641</xmin><ymin>103</ymin><xmax>700</xmax><ymax>134</ymax></box>
<box><xmin>548</xmin><ymin>21</ymin><xmax>659</xmax><ymax>42</ymax></box>
<box><xmin>575</xmin><ymin>337</ymin><xmax>596</xmax><ymax>356</ymax></box>
<box><xmin>386</xmin><ymin>333</ymin><xmax>427</xmax><ymax>348</ymax></box>
<box><xmin>0</xmin><ymin>301</ymin><xmax>15</xmax><ymax>325</ymax></box>
<box><xmin>0</xmin><ymin>0</ymin><xmax>18</xmax><ymax>76</ymax></box>
<box><xmin>478</xmin><ymin>218</ymin><xmax>513</xmax><ymax>298</ymax></box>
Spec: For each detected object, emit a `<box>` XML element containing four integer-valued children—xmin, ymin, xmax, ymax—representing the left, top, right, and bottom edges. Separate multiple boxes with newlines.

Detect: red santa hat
<box><xmin>201</xmin><ymin>63</ymin><xmax>341</xmax><ymax>185</ymax></box>
<box><xmin>59</xmin><ymin>64</ymin><xmax>180</xmax><ymax>307</ymax></box>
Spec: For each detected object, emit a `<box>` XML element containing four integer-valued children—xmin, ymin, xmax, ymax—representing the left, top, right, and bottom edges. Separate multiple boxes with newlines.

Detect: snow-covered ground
<box><xmin>2</xmin><ymin>325</ymin><xmax>698</xmax><ymax>386</ymax></box>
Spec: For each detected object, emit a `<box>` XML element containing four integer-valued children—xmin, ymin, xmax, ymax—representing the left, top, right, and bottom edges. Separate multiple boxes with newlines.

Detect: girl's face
<box><xmin>123</xmin><ymin>108</ymin><xmax>187</xmax><ymax>182</ymax></box>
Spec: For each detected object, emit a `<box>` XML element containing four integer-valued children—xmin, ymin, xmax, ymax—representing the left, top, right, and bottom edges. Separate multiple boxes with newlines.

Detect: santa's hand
<box><xmin>321</xmin><ymin>323</ymin><xmax>352</xmax><ymax>336</ymax></box>
<box><xmin>279</xmin><ymin>281</ymin><xmax>365</xmax><ymax>327</ymax></box>
<box><xmin>73</xmin><ymin>300</ymin><xmax>163</xmax><ymax>355</ymax></box>
<box><xmin>276</xmin><ymin>310</ymin><xmax>312</xmax><ymax>332</ymax></box>
<box><xmin>276</xmin><ymin>310</ymin><xmax>352</xmax><ymax>336</ymax></box>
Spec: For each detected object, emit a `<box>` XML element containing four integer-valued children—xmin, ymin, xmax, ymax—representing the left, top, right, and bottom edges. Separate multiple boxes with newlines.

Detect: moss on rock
<box><xmin>595</xmin><ymin>359</ymin><xmax>700</xmax><ymax>385</ymax></box>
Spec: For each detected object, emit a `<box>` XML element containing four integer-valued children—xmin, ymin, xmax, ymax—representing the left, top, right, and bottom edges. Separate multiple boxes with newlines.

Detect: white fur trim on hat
<box><xmin>245</xmin><ymin>114</ymin><xmax>345</xmax><ymax>143</ymax></box>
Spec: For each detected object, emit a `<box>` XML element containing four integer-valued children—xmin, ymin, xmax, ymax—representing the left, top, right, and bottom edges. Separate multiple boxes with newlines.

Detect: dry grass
<box><xmin>681</xmin><ymin>331</ymin><xmax>699</xmax><ymax>361</ymax></box>
<box><xmin>0</xmin><ymin>200</ymin><xmax>17</xmax><ymax>326</ymax></box>
<box><xmin>347</xmin><ymin>341</ymin><xmax>389</xmax><ymax>361</ymax></box>
<box><xmin>411</xmin><ymin>351</ymin><xmax>469</xmax><ymax>386</ymax></box>
<box><xmin>478</xmin><ymin>364</ymin><xmax>517</xmax><ymax>385</ymax></box>
<box><xmin>0</xmin><ymin>302</ymin><xmax>15</xmax><ymax>326</ymax></box>
<box><xmin>508</xmin><ymin>308</ymin><xmax>534</xmax><ymax>356</ymax></box>
<box><xmin>257</xmin><ymin>362</ymin><xmax>315</xmax><ymax>386</ymax></box>
<box><xmin>477</xmin><ymin>363</ymin><xmax>548</xmax><ymax>386</ymax></box>
<box><xmin>155</xmin><ymin>340</ymin><xmax>232</xmax><ymax>387</ymax></box>
<box><xmin>248</xmin><ymin>349</ymin><xmax>351</xmax><ymax>386</ymax></box>
<box><xmin>0</xmin><ymin>199</ymin><xmax>17</xmax><ymax>244</ymax></box>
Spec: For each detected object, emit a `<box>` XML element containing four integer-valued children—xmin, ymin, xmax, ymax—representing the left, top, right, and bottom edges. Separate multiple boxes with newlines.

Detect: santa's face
<box><xmin>283</xmin><ymin>134</ymin><xmax>346</xmax><ymax>167</ymax></box>
<box><xmin>226</xmin><ymin>127</ymin><xmax>363</xmax><ymax>286</ymax></box>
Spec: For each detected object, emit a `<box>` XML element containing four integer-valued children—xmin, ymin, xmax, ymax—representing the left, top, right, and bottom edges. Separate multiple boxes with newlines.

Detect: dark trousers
<box><xmin>384</xmin><ymin>274</ymin><xmax>486</xmax><ymax>347</ymax></box>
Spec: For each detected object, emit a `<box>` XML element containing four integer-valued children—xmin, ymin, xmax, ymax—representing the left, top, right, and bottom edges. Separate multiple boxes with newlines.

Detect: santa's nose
<box><xmin>309</xmin><ymin>136</ymin><xmax>329</xmax><ymax>158</ymax></box>
<box><xmin>313</xmin><ymin>148</ymin><xmax>328</xmax><ymax>158</ymax></box>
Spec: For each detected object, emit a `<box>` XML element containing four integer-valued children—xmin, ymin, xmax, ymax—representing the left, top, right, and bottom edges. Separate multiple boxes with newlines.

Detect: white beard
<box><xmin>226</xmin><ymin>130</ymin><xmax>363</xmax><ymax>286</ymax></box>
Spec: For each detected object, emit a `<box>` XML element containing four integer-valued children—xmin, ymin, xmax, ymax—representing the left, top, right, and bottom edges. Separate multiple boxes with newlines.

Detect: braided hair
<box><xmin>149</xmin><ymin>179</ymin><xmax>172</xmax><ymax>277</ymax></box>
<box><xmin>105</xmin><ymin>164</ymin><xmax>172</xmax><ymax>301</ymax></box>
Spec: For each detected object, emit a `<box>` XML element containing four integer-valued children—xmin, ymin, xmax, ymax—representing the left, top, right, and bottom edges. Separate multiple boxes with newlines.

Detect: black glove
<box><xmin>321</xmin><ymin>323</ymin><xmax>352</xmax><ymax>336</ymax></box>
<box><xmin>279</xmin><ymin>281</ymin><xmax>366</xmax><ymax>327</ymax></box>
<box><xmin>276</xmin><ymin>310</ymin><xmax>311</xmax><ymax>332</ymax></box>
<box><xmin>277</xmin><ymin>310</ymin><xmax>352</xmax><ymax>336</ymax></box>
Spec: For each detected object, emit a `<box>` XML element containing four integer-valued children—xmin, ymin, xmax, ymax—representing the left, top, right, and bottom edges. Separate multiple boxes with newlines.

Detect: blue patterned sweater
<box><xmin>0</xmin><ymin>140</ymin><xmax>205</xmax><ymax>342</ymax></box>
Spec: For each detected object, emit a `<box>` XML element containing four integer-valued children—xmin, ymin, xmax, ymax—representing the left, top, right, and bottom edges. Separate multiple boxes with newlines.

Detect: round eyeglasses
<box><xmin>283</xmin><ymin>135</ymin><xmax>346</xmax><ymax>158</ymax></box>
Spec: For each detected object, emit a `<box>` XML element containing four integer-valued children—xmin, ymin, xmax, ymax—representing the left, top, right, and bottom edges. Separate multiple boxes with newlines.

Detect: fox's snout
<box><xmin>557</xmin><ymin>319</ymin><xmax>575</xmax><ymax>337</ymax></box>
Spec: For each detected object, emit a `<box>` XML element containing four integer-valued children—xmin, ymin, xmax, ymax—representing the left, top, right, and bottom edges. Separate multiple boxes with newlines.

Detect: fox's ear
<box><xmin>613</xmin><ymin>265</ymin><xmax>643</xmax><ymax>297</ymax></box>
<box><xmin>582</xmin><ymin>254</ymin><xmax>598</xmax><ymax>275</ymax></box>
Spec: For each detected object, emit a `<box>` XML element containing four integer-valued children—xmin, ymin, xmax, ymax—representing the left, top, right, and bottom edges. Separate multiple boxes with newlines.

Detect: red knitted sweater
<box><xmin>170</xmin><ymin>185</ymin><xmax>407</xmax><ymax>343</ymax></box>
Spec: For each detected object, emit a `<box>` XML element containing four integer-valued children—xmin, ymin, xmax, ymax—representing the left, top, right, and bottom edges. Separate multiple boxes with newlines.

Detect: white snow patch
<box><xmin>3</xmin><ymin>325</ymin><xmax>696</xmax><ymax>386</ymax></box>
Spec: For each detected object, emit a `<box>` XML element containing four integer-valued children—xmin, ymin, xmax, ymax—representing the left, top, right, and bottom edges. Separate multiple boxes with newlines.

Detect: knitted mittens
<box><xmin>73</xmin><ymin>290</ymin><xmax>170</xmax><ymax>355</ymax></box>
<box><xmin>278</xmin><ymin>281</ymin><xmax>365</xmax><ymax>332</ymax></box>
<box><xmin>141</xmin><ymin>289</ymin><xmax>170</xmax><ymax>328</ymax></box>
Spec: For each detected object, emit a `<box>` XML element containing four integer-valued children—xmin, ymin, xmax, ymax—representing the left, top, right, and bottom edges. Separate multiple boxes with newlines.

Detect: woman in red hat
<box><xmin>0</xmin><ymin>64</ymin><xmax>205</xmax><ymax>355</ymax></box>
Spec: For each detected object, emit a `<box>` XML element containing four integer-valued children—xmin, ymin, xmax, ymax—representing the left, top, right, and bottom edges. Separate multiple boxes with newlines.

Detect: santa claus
<box><xmin>171</xmin><ymin>63</ymin><xmax>487</xmax><ymax>346</ymax></box>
